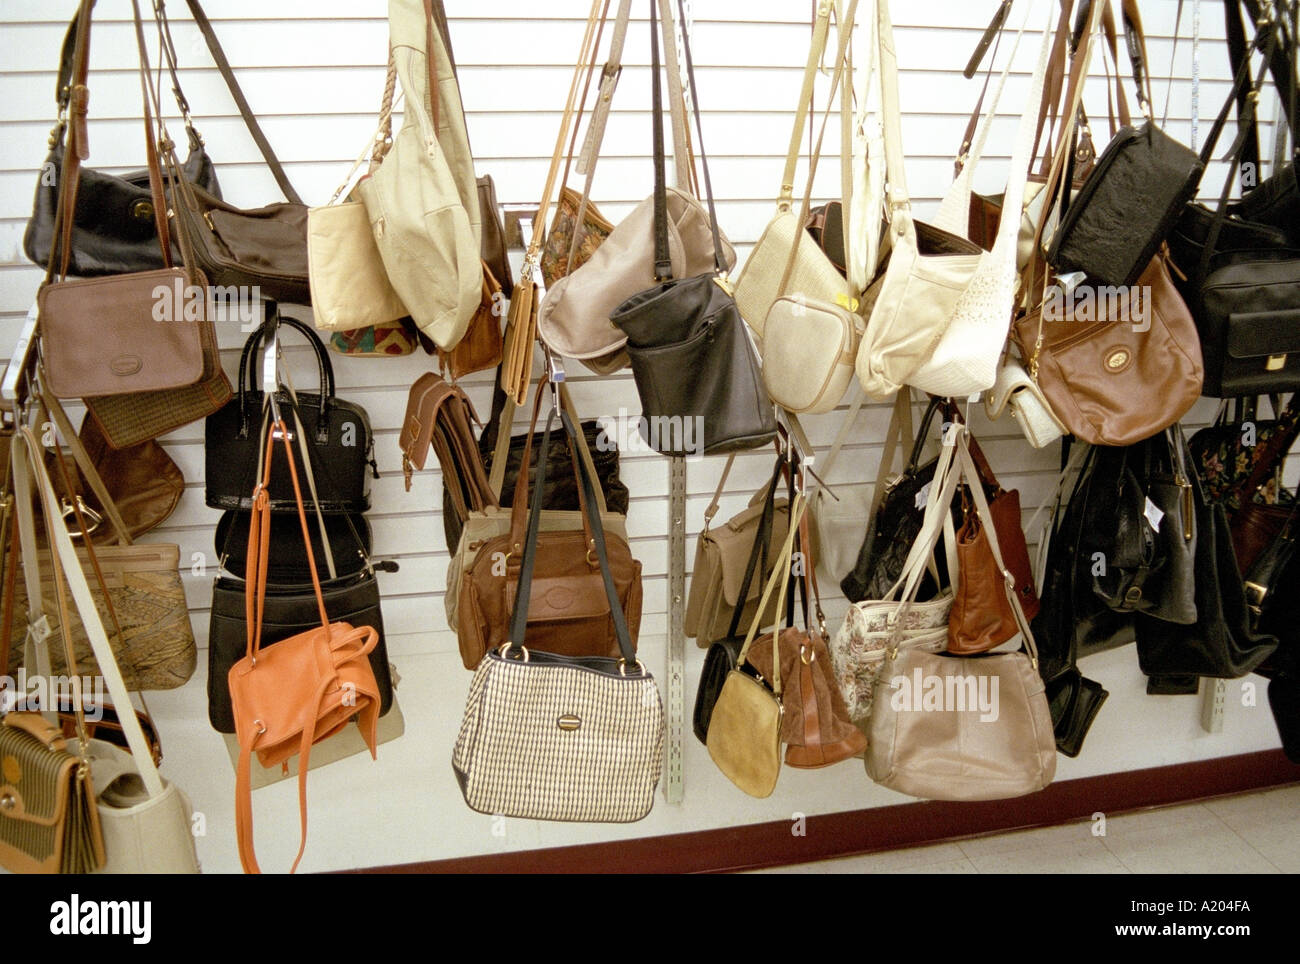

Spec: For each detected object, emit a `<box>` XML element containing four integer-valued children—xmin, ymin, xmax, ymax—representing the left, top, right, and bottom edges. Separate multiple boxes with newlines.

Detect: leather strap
<box><xmin>180</xmin><ymin>0</ymin><xmax>303</xmax><ymax>204</ymax></box>
<box><xmin>723</xmin><ymin>457</ymin><xmax>787</xmax><ymax>641</ymax></box>
<box><xmin>776</xmin><ymin>0</ymin><xmax>858</xmax><ymax>300</ymax></box>
<box><xmin>778</xmin><ymin>1</ymin><xmax>836</xmax><ymax>211</ymax></box>
<box><xmin>738</xmin><ymin>493</ymin><xmax>806</xmax><ymax>699</ymax></box>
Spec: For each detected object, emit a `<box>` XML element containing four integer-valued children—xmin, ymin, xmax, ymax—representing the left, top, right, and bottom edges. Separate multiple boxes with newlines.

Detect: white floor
<box><xmin>752</xmin><ymin>785</ymin><xmax>1300</xmax><ymax>873</ymax></box>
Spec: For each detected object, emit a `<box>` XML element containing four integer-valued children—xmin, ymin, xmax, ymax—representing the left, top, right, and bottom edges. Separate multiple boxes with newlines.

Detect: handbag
<box><xmin>328</xmin><ymin>320</ymin><xmax>419</xmax><ymax>358</ymax></box>
<box><xmin>744</xmin><ymin>508</ymin><xmax>867</xmax><ymax>769</ymax></box>
<box><xmin>983</xmin><ymin>353</ymin><xmax>1068</xmax><ymax>449</ymax></box>
<box><xmin>760</xmin><ymin>0</ymin><xmax>863</xmax><ymax>416</ymax></box>
<box><xmin>4</xmin><ymin>399</ymin><xmax>195</xmax><ymax>692</ymax></box>
<box><xmin>1080</xmin><ymin>429</ymin><xmax>1199</xmax><ymax>625</ymax></box>
<box><xmin>1169</xmin><ymin>16</ymin><xmax>1300</xmax><ymax>398</ymax></box>
<box><xmin>1045</xmin><ymin>4</ymin><xmax>1203</xmax><ymax>287</ymax></box>
<box><xmin>358</xmin><ymin>0</ymin><xmax>479</xmax><ymax>345</ymax></box>
<box><xmin>610</xmin><ymin>1</ymin><xmax>775</xmax><ymax>457</ymax></box>
<box><xmin>906</xmin><ymin>0</ymin><xmax>1057</xmax><ymax>398</ymax></box>
<box><xmin>1134</xmin><ymin>462</ymin><xmax>1278</xmax><ymax>681</ymax></box>
<box><xmin>539</xmin><ymin>186</ymin><xmax>615</xmax><ymax>289</ymax></box>
<box><xmin>205</xmin><ymin>315</ymin><xmax>376</xmax><ymax>514</ymax></box>
<box><xmin>732</xmin><ymin>1</ymin><xmax>852</xmax><ymax>337</ymax></box>
<box><xmin>215</xmin><ymin>511</ymin><xmax>371</xmax><ymax>584</ymax></box>
<box><xmin>865</xmin><ymin>427</ymin><xmax>1057</xmax><ymax>801</ymax></box>
<box><xmin>1011</xmin><ymin>250</ymin><xmax>1203</xmax><ymax>447</ymax></box>
<box><xmin>452</xmin><ymin>406</ymin><xmax>664</xmax><ymax>823</ymax></box>
<box><xmin>455</xmin><ymin>381</ymin><xmax>641</xmax><ymax>669</ymax></box>
<box><xmin>840</xmin><ymin>396</ymin><xmax>953</xmax><ymax>604</ymax></box>
<box><xmin>685</xmin><ymin>455</ymin><xmax>792</xmax><ymax>646</ymax></box>
<box><xmin>23</xmin><ymin>6</ymin><xmax>221</xmax><ymax>276</ymax></box>
<box><xmin>707</xmin><ymin>492</ymin><xmax>806</xmax><ymax>798</ymax></box>
<box><xmin>228</xmin><ymin>415</ymin><xmax>382</xmax><ymax>874</ymax></box>
<box><xmin>307</xmin><ymin>56</ymin><xmax>410</xmax><ymax>333</ymax></box>
<box><xmin>438</xmin><ymin>263</ymin><xmax>504</xmax><ymax>380</ymax></box>
<box><xmin>830</xmin><ymin>419</ymin><xmax>956</xmax><ymax>723</ymax></box>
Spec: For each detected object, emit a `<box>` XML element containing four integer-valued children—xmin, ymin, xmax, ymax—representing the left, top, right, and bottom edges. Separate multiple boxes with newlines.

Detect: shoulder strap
<box><xmin>181</xmin><ymin>0</ymin><xmax>303</xmax><ymax>204</ymax></box>
<box><xmin>777</xmin><ymin>1</ymin><xmax>836</xmax><ymax>213</ymax></box>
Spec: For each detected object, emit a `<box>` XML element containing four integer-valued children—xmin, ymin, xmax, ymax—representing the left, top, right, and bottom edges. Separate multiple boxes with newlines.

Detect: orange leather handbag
<box><xmin>229</xmin><ymin>415</ymin><xmax>381</xmax><ymax>874</ymax></box>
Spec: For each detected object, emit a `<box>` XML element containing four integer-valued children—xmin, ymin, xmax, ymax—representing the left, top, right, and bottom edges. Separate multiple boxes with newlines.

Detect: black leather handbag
<box><xmin>206</xmin><ymin>569</ymin><xmax>394</xmax><ymax>733</ymax></box>
<box><xmin>1045</xmin><ymin>4</ymin><xmax>1203</xmax><ymax>288</ymax></box>
<box><xmin>1169</xmin><ymin>16</ymin><xmax>1300</xmax><ymax>397</ymax></box>
<box><xmin>205</xmin><ymin>313</ymin><xmax>377</xmax><ymax>513</ymax></box>
<box><xmin>609</xmin><ymin>0</ymin><xmax>776</xmax><ymax>458</ymax></box>
<box><xmin>839</xmin><ymin>398</ymin><xmax>952</xmax><ymax>604</ymax></box>
<box><xmin>1134</xmin><ymin>467</ymin><xmax>1278</xmax><ymax>682</ymax></box>
<box><xmin>215</xmin><ymin>510</ymin><xmax>372</xmax><ymax>584</ymax></box>
<box><xmin>23</xmin><ymin>7</ymin><xmax>222</xmax><ymax>276</ymax></box>
<box><xmin>1081</xmin><ymin>429</ymin><xmax>1198</xmax><ymax>624</ymax></box>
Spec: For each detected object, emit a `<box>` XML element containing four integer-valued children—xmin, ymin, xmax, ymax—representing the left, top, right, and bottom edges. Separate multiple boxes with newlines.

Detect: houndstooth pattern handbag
<box><xmin>451</xmin><ymin>405</ymin><xmax>664</xmax><ymax>822</ymax></box>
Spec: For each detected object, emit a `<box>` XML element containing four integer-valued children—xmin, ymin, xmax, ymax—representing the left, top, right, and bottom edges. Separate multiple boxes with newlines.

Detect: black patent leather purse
<box><xmin>609</xmin><ymin>0</ymin><xmax>775</xmax><ymax>457</ymax></box>
<box><xmin>205</xmin><ymin>313</ymin><xmax>377</xmax><ymax>514</ymax></box>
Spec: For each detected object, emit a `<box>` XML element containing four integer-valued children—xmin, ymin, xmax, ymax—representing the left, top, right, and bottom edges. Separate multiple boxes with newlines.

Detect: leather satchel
<box><xmin>205</xmin><ymin>315</ymin><xmax>377</xmax><ymax>514</ymax></box>
<box><xmin>455</xmin><ymin>382</ymin><xmax>641</xmax><ymax>669</ymax></box>
<box><xmin>229</xmin><ymin>415</ymin><xmax>382</xmax><ymax>874</ymax></box>
<box><xmin>438</xmin><ymin>263</ymin><xmax>504</xmax><ymax>381</ymax></box>
<box><xmin>23</xmin><ymin>6</ymin><xmax>220</xmax><ymax>276</ymax></box>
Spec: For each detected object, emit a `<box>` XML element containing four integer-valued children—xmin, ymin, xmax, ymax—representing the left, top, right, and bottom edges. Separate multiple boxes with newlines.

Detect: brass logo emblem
<box><xmin>557</xmin><ymin>714</ymin><xmax>581</xmax><ymax>732</ymax></box>
<box><xmin>2</xmin><ymin>755</ymin><xmax>20</xmax><ymax>785</ymax></box>
<box><xmin>130</xmin><ymin>199</ymin><xmax>154</xmax><ymax>221</ymax></box>
<box><xmin>1105</xmin><ymin>348</ymin><xmax>1131</xmax><ymax>372</ymax></box>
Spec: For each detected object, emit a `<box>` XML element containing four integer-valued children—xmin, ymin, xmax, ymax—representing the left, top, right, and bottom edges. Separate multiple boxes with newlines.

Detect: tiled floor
<box><xmin>753</xmin><ymin>785</ymin><xmax>1300</xmax><ymax>873</ymax></box>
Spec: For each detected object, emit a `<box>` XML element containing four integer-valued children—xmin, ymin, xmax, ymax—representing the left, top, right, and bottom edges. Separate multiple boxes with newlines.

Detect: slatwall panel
<box><xmin>0</xmin><ymin>1</ymin><xmax>1291</xmax><ymax>871</ymax></box>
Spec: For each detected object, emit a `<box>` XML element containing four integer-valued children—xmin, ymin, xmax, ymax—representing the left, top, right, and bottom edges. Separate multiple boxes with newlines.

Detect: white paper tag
<box><xmin>915</xmin><ymin>481</ymin><xmax>932</xmax><ymax>510</ymax></box>
<box><xmin>1143</xmin><ymin>497</ymin><xmax>1164</xmax><ymax>532</ymax></box>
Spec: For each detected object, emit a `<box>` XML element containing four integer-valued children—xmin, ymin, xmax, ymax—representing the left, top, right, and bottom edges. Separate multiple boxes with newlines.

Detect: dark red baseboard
<box><xmin>352</xmin><ymin>749</ymin><xmax>1300</xmax><ymax>874</ymax></box>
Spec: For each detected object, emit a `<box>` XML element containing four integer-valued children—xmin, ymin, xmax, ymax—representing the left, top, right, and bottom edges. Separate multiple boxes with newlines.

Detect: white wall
<box><xmin>0</xmin><ymin>0</ymin><xmax>1290</xmax><ymax>873</ymax></box>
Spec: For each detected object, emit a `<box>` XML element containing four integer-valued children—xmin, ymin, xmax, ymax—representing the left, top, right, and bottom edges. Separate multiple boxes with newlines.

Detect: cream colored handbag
<box><xmin>733</xmin><ymin>0</ymin><xmax>851</xmax><ymax>337</ymax></box>
<box><xmin>359</xmin><ymin>1</ymin><xmax>479</xmax><ymax>349</ymax></box>
<box><xmin>10</xmin><ymin>427</ymin><xmax>200</xmax><ymax>875</ymax></box>
<box><xmin>761</xmin><ymin>0</ymin><xmax>863</xmax><ymax>416</ymax></box>
<box><xmin>984</xmin><ymin>354</ymin><xmax>1068</xmax><ymax>449</ymax></box>
<box><xmin>854</xmin><ymin>0</ymin><xmax>984</xmax><ymax>400</ymax></box>
<box><xmin>906</xmin><ymin>2</ymin><xmax>1055</xmax><ymax>397</ymax></box>
<box><xmin>307</xmin><ymin>58</ymin><xmax>408</xmax><ymax>333</ymax></box>
<box><xmin>864</xmin><ymin>430</ymin><xmax>1056</xmax><ymax>801</ymax></box>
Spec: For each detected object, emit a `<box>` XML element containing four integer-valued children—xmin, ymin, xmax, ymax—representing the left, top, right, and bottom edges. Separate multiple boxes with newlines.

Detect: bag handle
<box><xmin>649</xmin><ymin>0</ymin><xmax>728</xmax><ymax>281</ymax></box>
<box><xmin>777</xmin><ymin>0</ymin><xmax>837</xmax><ymax>213</ymax></box>
<box><xmin>178</xmin><ymin>0</ymin><xmax>304</xmax><ymax>204</ymax></box>
<box><xmin>723</xmin><ymin>456</ymin><xmax>789</xmax><ymax>641</ymax></box>
<box><xmin>237</xmin><ymin>312</ymin><xmax>335</xmax><ymax>444</ymax></box>
<box><xmin>775</xmin><ymin>0</ymin><xmax>858</xmax><ymax>302</ymax></box>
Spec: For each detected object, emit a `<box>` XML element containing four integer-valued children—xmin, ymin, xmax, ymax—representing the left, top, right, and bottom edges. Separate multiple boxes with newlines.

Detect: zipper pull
<box><xmin>1176</xmin><ymin>473</ymin><xmax>1193</xmax><ymax>541</ymax></box>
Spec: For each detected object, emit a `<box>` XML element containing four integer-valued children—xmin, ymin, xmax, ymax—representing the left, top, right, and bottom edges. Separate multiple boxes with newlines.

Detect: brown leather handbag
<box><xmin>229</xmin><ymin>415</ymin><xmax>381</xmax><ymax>875</ymax></box>
<box><xmin>456</xmin><ymin>382</ymin><xmax>641</xmax><ymax>669</ymax></box>
<box><xmin>38</xmin><ymin>1</ymin><xmax>230</xmax><ymax>451</ymax></box>
<box><xmin>745</xmin><ymin>513</ymin><xmax>866</xmax><ymax>769</ymax></box>
<box><xmin>948</xmin><ymin>431</ymin><xmax>1040</xmax><ymax>654</ymax></box>
<box><xmin>438</xmin><ymin>262</ymin><xmax>504</xmax><ymax>381</ymax></box>
<box><xmin>1012</xmin><ymin>251</ymin><xmax>1203</xmax><ymax>447</ymax></box>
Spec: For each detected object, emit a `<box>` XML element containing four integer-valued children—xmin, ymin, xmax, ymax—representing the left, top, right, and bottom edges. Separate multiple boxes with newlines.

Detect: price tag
<box><xmin>915</xmin><ymin>481</ymin><xmax>932</xmax><ymax>510</ymax></box>
<box><xmin>1143</xmin><ymin>497</ymin><xmax>1164</xmax><ymax>532</ymax></box>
